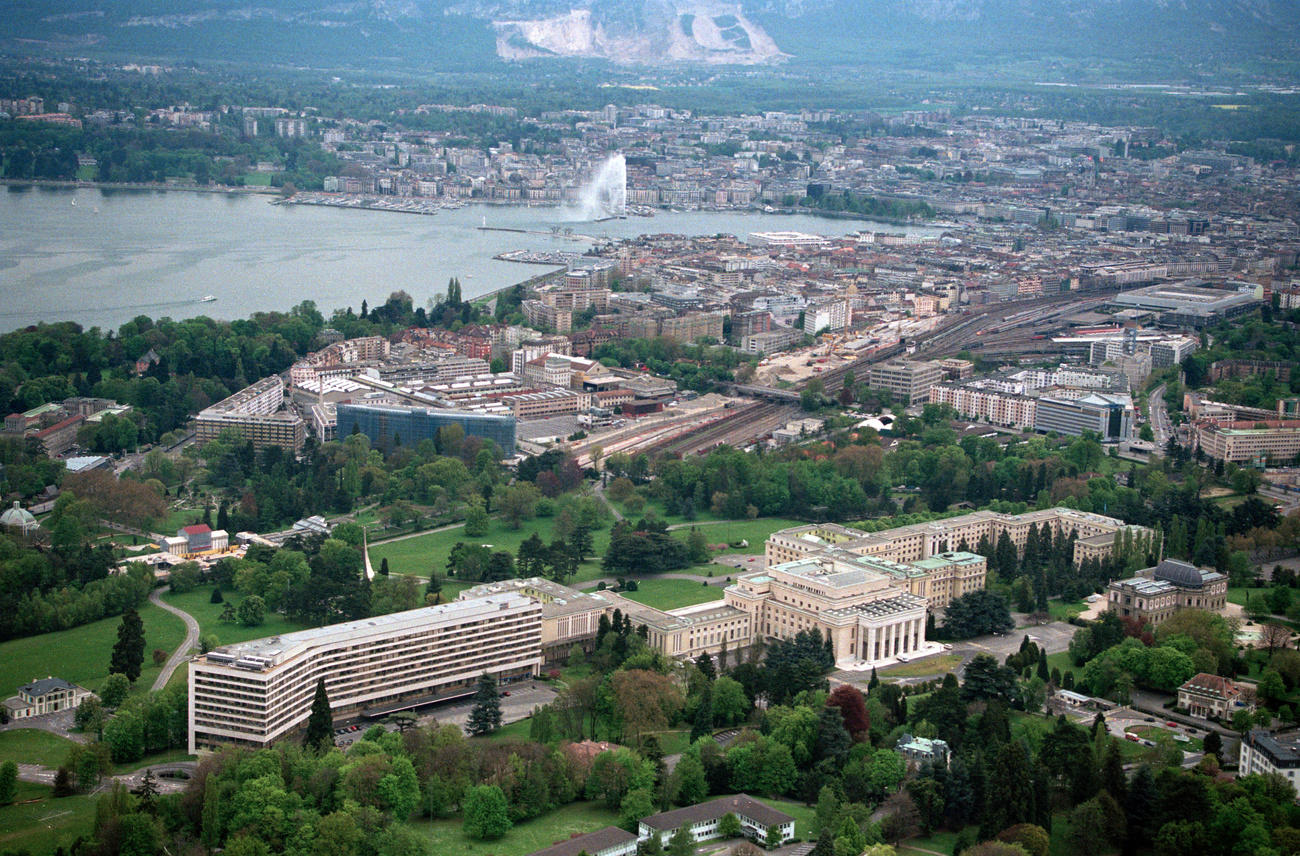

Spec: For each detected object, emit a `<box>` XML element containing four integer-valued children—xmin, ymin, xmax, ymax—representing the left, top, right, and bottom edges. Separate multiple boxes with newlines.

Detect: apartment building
<box><xmin>868</xmin><ymin>360</ymin><xmax>945</xmax><ymax>404</ymax></box>
<box><xmin>188</xmin><ymin>595</ymin><xmax>542</xmax><ymax>753</ymax></box>
<box><xmin>659</xmin><ymin>312</ymin><xmax>726</xmax><ymax>343</ymax></box>
<box><xmin>196</xmin><ymin>376</ymin><xmax>306</xmax><ymax>451</ymax></box>
<box><xmin>929</xmin><ymin>381</ymin><xmax>1038</xmax><ymax>429</ymax></box>
<box><xmin>1196</xmin><ymin>419</ymin><xmax>1300</xmax><ymax>465</ymax></box>
<box><xmin>1106</xmin><ymin>559</ymin><xmax>1227</xmax><ymax>627</ymax></box>
<box><xmin>523</xmin><ymin>300</ymin><xmax>573</xmax><ymax>334</ymax></box>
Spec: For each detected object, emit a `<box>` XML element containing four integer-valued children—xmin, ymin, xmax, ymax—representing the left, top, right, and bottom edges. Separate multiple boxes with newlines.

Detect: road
<box><xmin>16</xmin><ymin>760</ymin><xmax>196</xmax><ymax>794</ymax></box>
<box><xmin>149</xmin><ymin>587</ymin><xmax>199</xmax><ymax>691</ymax></box>
<box><xmin>1149</xmin><ymin>383</ymin><xmax>1174</xmax><ymax>452</ymax></box>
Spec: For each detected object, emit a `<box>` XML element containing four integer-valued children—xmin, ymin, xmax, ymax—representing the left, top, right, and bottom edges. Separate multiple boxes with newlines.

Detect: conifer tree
<box><xmin>467</xmin><ymin>673</ymin><xmax>502</xmax><ymax>736</ymax></box>
<box><xmin>109</xmin><ymin>608</ymin><xmax>145</xmax><ymax>683</ymax></box>
<box><xmin>303</xmin><ymin>678</ymin><xmax>334</xmax><ymax>752</ymax></box>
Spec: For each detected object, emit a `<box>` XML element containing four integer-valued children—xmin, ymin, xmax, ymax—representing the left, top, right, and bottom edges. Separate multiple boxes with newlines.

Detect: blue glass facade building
<box><xmin>336</xmin><ymin>404</ymin><xmax>516</xmax><ymax>456</ymax></box>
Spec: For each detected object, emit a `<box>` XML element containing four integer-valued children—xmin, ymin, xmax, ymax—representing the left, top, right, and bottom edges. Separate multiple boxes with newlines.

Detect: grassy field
<box><xmin>879</xmin><ymin>653</ymin><xmax>961</xmax><ymax>679</ymax></box>
<box><xmin>0</xmin><ymin>600</ymin><xmax>187</xmax><ymax>699</ymax></box>
<box><xmin>369</xmin><ymin>517</ymin><xmax>614</xmax><ymax>584</ymax></box>
<box><xmin>480</xmin><ymin>718</ymin><xmax>533</xmax><ymax>742</ymax></box>
<box><xmin>241</xmin><ymin>172</ymin><xmax>274</xmax><ymax>186</ymax></box>
<box><xmin>415</xmin><ymin>800</ymin><xmax>620</xmax><ymax>856</ymax></box>
<box><xmin>899</xmin><ymin>827</ymin><xmax>972</xmax><ymax>856</ymax></box>
<box><xmin>1008</xmin><ymin>710</ymin><xmax>1055</xmax><ymax>753</ymax></box>
<box><xmin>1045</xmin><ymin>650</ymin><xmax>1082</xmax><ymax>682</ymax></box>
<box><xmin>683</xmin><ymin>518</ymin><xmax>806</xmax><ymax>554</ymax></box>
<box><xmin>0</xmin><ymin>782</ymin><xmax>97</xmax><ymax>855</ymax></box>
<box><xmin>755</xmin><ymin>797</ymin><xmax>815</xmax><ymax>839</ymax></box>
<box><xmin>0</xmin><ymin>730</ymin><xmax>79</xmax><ymax>767</ymax></box>
<box><xmin>162</xmin><ymin>587</ymin><xmax>308</xmax><ymax>648</ymax></box>
<box><xmin>1048</xmin><ymin>599</ymin><xmax>1087</xmax><ymax>621</ymax></box>
<box><xmin>618</xmin><ymin>579</ymin><xmax>724</xmax><ymax>611</ymax></box>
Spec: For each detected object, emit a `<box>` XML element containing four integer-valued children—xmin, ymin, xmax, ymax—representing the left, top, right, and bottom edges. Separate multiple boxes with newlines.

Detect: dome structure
<box><xmin>0</xmin><ymin>501</ymin><xmax>38</xmax><ymax>535</ymax></box>
<box><xmin>1152</xmin><ymin>559</ymin><xmax>1204</xmax><ymax>589</ymax></box>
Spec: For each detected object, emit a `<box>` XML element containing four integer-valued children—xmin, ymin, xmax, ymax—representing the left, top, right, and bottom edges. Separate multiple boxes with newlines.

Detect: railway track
<box><xmin>648</xmin><ymin>401</ymin><xmax>794</xmax><ymax>457</ymax></box>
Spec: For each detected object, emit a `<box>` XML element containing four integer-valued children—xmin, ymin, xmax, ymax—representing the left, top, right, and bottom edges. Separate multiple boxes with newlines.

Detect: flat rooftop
<box><xmin>200</xmin><ymin>593</ymin><xmax>536</xmax><ymax>669</ymax></box>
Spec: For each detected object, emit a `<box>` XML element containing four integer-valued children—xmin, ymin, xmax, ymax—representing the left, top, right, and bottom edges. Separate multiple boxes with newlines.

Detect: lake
<box><xmin>0</xmin><ymin>184</ymin><xmax>937</xmax><ymax>333</ymax></box>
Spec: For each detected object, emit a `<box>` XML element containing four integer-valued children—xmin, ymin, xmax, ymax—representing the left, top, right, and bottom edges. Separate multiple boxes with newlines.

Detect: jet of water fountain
<box><xmin>574</xmin><ymin>154</ymin><xmax>627</xmax><ymax>220</ymax></box>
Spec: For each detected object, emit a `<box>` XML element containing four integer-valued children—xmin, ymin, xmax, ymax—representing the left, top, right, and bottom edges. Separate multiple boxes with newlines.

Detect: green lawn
<box><xmin>879</xmin><ymin>653</ymin><xmax>961</xmax><ymax>679</ymax></box>
<box><xmin>157</xmin><ymin>507</ymin><xmax>205</xmax><ymax>535</ymax></box>
<box><xmin>241</xmin><ymin>172</ymin><xmax>274</xmax><ymax>186</ymax></box>
<box><xmin>0</xmin><ymin>730</ymin><xmax>79</xmax><ymax>767</ymax></box>
<box><xmin>0</xmin><ymin>782</ymin><xmax>97</xmax><ymax>855</ymax></box>
<box><xmin>754</xmin><ymin>796</ymin><xmax>816</xmax><ymax>840</ymax></box>
<box><xmin>163</xmin><ymin>587</ymin><xmax>309</xmax><ymax>648</ymax></box>
<box><xmin>1008</xmin><ymin>710</ymin><xmax>1055</xmax><ymax>754</ymax></box>
<box><xmin>369</xmin><ymin>517</ymin><xmax>614</xmax><ymax>585</ymax></box>
<box><xmin>0</xmin><ymin>600</ymin><xmax>187</xmax><ymax>699</ymax></box>
<box><xmin>899</xmin><ymin>827</ymin><xmax>973</xmax><ymax>856</ymax></box>
<box><xmin>480</xmin><ymin>718</ymin><xmax>533</xmax><ymax>742</ymax></box>
<box><xmin>415</xmin><ymin>800</ymin><xmax>620</xmax><ymax>856</ymax></box>
<box><xmin>618</xmin><ymin>579</ymin><xmax>724</xmax><ymax>611</ymax></box>
<box><xmin>676</xmin><ymin>518</ymin><xmax>806</xmax><ymax>555</ymax></box>
<box><xmin>1046</xmin><ymin>650</ymin><xmax>1082</xmax><ymax>682</ymax></box>
<box><xmin>1048</xmin><ymin>599</ymin><xmax>1087</xmax><ymax>621</ymax></box>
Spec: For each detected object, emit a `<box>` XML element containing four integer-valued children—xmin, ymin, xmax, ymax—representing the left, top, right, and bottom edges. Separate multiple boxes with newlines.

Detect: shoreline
<box><xmin>1</xmin><ymin>177</ymin><xmax>281</xmax><ymax>196</ymax></box>
<box><xmin>3</xmin><ymin>178</ymin><xmax>943</xmax><ymax>229</ymax></box>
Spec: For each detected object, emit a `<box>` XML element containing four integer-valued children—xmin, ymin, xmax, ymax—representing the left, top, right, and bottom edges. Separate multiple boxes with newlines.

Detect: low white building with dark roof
<box><xmin>526</xmin><ymin>826</ymin><xmax>637</xmax><ymax>856</ymax></box>
<box><xmin>638</xmin><ymin>794</ymin><xmax>795</xmax><ymax>846</ymax></box>
<box><xmin>3</xmin><ymin>677</ymin><xmax>95</xmax><ymax>720</ymax></box>
<box><xmin>1241</xmin><ymin>730</ymin><xmax>1300</xmax><ymax>793</ymax></box>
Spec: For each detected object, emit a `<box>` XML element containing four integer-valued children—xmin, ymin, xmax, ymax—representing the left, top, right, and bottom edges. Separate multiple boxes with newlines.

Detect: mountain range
<box><xmin>1</xmin><ymin>0</ymin><xmax>1296</xmax><ymax>72</ymax></box>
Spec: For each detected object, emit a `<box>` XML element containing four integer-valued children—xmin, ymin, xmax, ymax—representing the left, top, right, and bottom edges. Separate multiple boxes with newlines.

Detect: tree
<box><xmin>210</xmin><ymin>586</ymin><xmax>224</xmax><ymax>604</ymax></box>
<box><xmin>943</xmin><ymin>590</ymin><xmax>1014</xmax><ymax>639</ymax></box>
<box><xmin>467</xmin><ymin>673</ymin><xmax>502</xmax><ymax>735</ymax></box>
<box><xmin>237</xmin><ymin>595</ymin><xmax>266</xmax><ymax>627</ymax></box>
<box><xmin>962</xmin><ymin>655</ymin><xmax>1017</xmax><ymax>702</ymax></box>
<box><xmin>827</xmin><ymin>684</ymin><xmax>870</xmax><ymax>741</ymax></box>
<box><xmin>378</xmin><ymin>755</ymin><xmax>422</xmax><ymax>820</ymax></box>
<box><xmin>668</xmin><ymin>827</ymin><xmax>695</xmax><ymax>856</ymax></box>
<box><xmin>620</xmin><ymin>787</ymin><xmax>655</xmax><ymax>832</ymax></box>
<box><xmin>712</xmin><ymin>677</ymin><xmax>750</xmax><ymax>726</ymax></box>
<box><xmin>670</xmin><ymin>752</ymin><xmax>709</xmax><ymax>806</ymax></box>
<box><xmin>0</xmin><ymin>761</ymin><xmax>16</xmax><ymax>805</ymax></box>
<box><xmin>463</xmin><ymin>784</ymin><xmax>512</xmax><ymax>839</ymax></box>
<box><xmin>110</xmin><ymin>607</ymin><xmax>146</xmax><ymax>682</ymax></box>
<box><xmin>303</xmin><ymin>678</ymin><xmax>334</xmax><ymax>751</ymax></box>
<box><xmin>100</xmin><ymin>673</ymin><xmax>131</xmax><ymax>708</ymax></box>
<box><xmin>463</xmin><ymin>500</ymin><xmax>490</xmax><ymax>537</ymax></box>
<box><xmin>1202</xmin><ymin>730</ymin><xmax>1222</xmax><ymax>762</ymax></box>
<box><xmin>718</xmin><ymin>812</ymin><xmax>742</xmax><ymax>839</ymax></box>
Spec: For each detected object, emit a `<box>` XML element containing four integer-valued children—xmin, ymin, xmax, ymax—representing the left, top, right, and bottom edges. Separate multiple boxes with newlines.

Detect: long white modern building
<box><xmin>188</xmin><ymin>594</ymin><xmax>542</xmax><ymax>753</ymax></box>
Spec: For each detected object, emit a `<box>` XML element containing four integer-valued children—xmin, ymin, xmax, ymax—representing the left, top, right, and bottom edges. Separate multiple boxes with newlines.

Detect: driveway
<box><xmin>150</xmin><ymin>587</ymin><xmax>200</xmax><ymax>691</ymax></box>
<box><xmin>0</xmin><ymin>710</ymin><xmax>87</xmax><ymax>743</ymax></box>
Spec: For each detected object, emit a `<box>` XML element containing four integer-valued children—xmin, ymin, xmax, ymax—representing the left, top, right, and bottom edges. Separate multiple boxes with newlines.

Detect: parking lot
<box><xmin>334</xmin><ymin>681</ymin><xmax>558</xmax><ymax>746</ymax></box>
